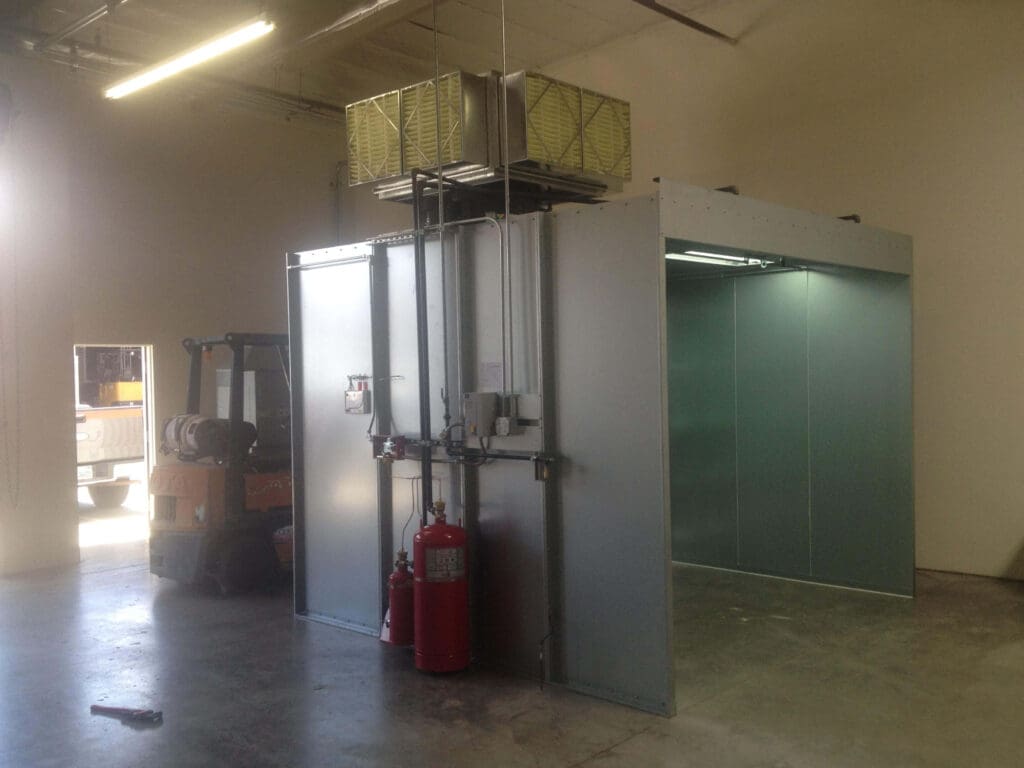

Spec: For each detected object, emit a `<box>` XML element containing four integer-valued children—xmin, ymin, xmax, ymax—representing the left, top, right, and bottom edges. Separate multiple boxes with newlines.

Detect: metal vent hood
<box><xmin>345</xmin><ymin>71</ymin><xmax>631</xmax><ymax>204</ymax></box>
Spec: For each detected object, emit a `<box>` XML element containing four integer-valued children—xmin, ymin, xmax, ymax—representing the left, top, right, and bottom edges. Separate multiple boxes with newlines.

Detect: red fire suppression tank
<box><xmin>413</xmin><ymin>501</ymin><xmax>469</xmax><ymax>672</ymax></box>
<box><xmin>384</xmin><ymin>549</ymin><xmax>414</xmax><ymax>646</ymax></box>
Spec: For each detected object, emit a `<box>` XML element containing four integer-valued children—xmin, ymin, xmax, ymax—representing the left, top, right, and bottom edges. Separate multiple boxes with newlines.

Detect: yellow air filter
<box><xmin>346</xmin><ymin>90</ymin><xmax>402</xmax><ymax>185</ymax></box>
<box><xmin>582</xmin><ymin>90</ymin><xmax>632</xmax><ymax>180</ymax></box>
<box><xmin>401</xmin><ymin>73</ymin><xmax>464</xmax><ymax>171</ymax></box>
<box><xmin>524</xmin><ymin>74</ymin><xmax>583</xmax><ymax>172</ymax></box>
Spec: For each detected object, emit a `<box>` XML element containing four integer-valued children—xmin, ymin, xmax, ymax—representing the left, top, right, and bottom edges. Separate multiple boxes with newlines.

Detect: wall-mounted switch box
<box><xmin>495</xmin><ymin>416</ymin><xmax>516</xmax><ymax>437</ymax></box>
<box><xmin>463</xmin><ymin>392</ymin><xmax>499</xmax><ymax>437</ymax></box>
<box><xmin>494</xmin><ymin>395</ymin><xmax>522</xmax><ymax>437</ymax></box>
<box><xmin>345</xmin><ymin>389</ymin><xmax>372</xmax><ymax>415</ymax></box>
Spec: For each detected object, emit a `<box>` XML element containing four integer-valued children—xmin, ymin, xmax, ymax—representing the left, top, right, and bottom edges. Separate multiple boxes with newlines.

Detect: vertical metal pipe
<box><xmin>334</xmin><ymin>161</ymin><xmax>345</xmax><ymax>243</ymax></box>
<box><xmin>440</xmin><ymin>230</ymin><xmax>451</xmax><ymax>428</ymax></box>
<box><xmin>412</xmin><ymin>172</ymin><xmax>434</xmax><ymax>525</ymax></box>
<box><xmin>225</xmin><ymin>340</ymin><xmax>246</xmax><ymax>521</ymax></box>
<box><xmin>499</xmin><ymin>0</ymin><xmax>513</xmax><ymax>394</ymax></box>
<box><xmin>186</xmin><ymin>343</ymin><xmax>203</xmax><ymax>414</ymax></box>
<box><xmin>432</xmin><ymin>0</ymin><xmax>445</xmax><ymax>230</ymax></box>
<box><xmin>286</xmin><ymin>255</ymin><xmax>308</xmax><ymax>614</ymax></box>
<box><xmin>370</xmin><ymin>245</ymin><xmax>394</xmax><ymax>617</ymax></box>
<box><xmin>432</xmin><ymin>0</ymin><xmax>450</xmax><ymax>428</ymax></box>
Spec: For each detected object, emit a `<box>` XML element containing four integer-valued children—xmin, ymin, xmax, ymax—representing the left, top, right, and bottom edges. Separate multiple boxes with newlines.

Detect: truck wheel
<box><xmin>88</xmin><ymin>484</ymin><xmax>130</xmax><ymax>508</ymax></box>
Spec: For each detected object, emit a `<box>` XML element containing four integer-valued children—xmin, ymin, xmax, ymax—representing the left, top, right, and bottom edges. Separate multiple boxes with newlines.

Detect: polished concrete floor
<box><xmin>2</xmin><ymin>538</ymin><xmax>1023</xmax><ymax>768</ymax></box>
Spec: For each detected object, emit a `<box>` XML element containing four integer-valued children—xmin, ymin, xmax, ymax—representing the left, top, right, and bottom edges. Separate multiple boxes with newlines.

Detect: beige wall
<box><xmin>5</xmin><ymin>0</ymin><xmax>1021</xmax><ymax>580</ymax></box>
<box><xmin>0</xmin><ymin>60</ymin><xmax>77</xmax><ymax>574</ymax></box>
<box><xmin>0</xmin><ymin>55</ymin><xmax>340</xmax><ymax>574</ymax></box>
<box><xmin>545</xmin><ymin>0</ymin><xmax>1024</xmax><ymax>579</ymax></box>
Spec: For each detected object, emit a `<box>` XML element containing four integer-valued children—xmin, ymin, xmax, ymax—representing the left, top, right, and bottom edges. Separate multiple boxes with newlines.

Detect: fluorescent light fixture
<box><xmin>104</xmin><ymin>19</ymin><xmax>275</xmax><ymax>100</ymax></box>
<box><xmin>666</xmin><ymin>250</ymin><xmax>773</xmax><ymax>268</ymax></box>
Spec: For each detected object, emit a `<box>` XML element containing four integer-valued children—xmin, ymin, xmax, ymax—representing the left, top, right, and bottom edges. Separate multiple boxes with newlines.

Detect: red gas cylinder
<box><xmin>413</xmin><ymin>501</ymin><xmax>470</xmax><ymax>672</ymax></box>
<box><xmin>384</xmin><ymin>549</ymin><xmax>414</xmax><ymax>646</ymax></box>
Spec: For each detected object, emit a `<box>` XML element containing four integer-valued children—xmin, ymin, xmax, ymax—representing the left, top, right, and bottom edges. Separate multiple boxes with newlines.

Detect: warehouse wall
<box><xmin>0</xmin><ymin>55</ymin><xmax>339</xmax><ymax>575</ymax></box>
<box><xmin>545</xmin><ymin>0</ymin><xmax>1024</xmax><ymax>580</ymax></box>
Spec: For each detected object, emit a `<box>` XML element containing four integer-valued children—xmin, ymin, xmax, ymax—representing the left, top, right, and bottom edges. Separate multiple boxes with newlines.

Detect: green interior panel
<box><xmin>735</xmin><ymin>273</ymin><xmax>810</xmax><ymax>576</ymax></box>
<box><xmin>667</xmin><ymin>278</ymin><xmax>737</xmax><ymax>566</ymax></box>
<box><xmin>667</xmin><ymin>247</ymin><xmax>913</xmax><ymax>595</ymax></box>
<box><xmin>807</xmin><ymin>270</ymin><xmax>914</xmax><ymax>594</ymax></box>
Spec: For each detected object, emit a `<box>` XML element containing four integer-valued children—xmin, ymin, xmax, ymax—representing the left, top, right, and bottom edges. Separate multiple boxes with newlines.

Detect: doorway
<box><xmin>74</xmin><ymin>344</ymin><xmax>155</xmax><ymax>549</ymax></box>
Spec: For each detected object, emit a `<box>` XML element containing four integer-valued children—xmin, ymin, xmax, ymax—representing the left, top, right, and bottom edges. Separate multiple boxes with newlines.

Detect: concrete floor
<box><xmin>2</xmin><ymin>541</ymin><xmax>1023</xmax><ymax>768</ymax></box>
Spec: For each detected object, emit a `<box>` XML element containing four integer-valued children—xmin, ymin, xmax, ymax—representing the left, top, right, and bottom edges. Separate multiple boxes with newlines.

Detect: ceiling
<box><xmin>0</xmin><ymin>0</ymin><xmax>734</xmax><ymax>122</ymax></box>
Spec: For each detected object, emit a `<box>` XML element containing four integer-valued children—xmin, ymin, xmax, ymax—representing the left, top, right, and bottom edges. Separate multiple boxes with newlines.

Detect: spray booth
<box><xmin>286</xmin><ymin>72</ymin><xmax>912</xmax><ymax>717</ymax></box>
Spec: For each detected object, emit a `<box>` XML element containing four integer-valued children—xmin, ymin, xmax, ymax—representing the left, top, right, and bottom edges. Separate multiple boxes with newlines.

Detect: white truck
<box><xmin>76</xmin><ymin>402</ymin><xmax>144</xmax><ymax>507</ymax></box>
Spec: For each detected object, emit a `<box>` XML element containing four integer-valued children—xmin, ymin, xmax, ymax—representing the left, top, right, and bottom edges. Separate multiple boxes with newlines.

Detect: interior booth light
<box><xmin>666</xmin><ymin>250</ymin><xmax>774</xmax><ymax>268</ymax></box>
<box><xmin>104</xmin><ymin>19</ymin><xmax>275</xmax><ymax>99</ymax></box>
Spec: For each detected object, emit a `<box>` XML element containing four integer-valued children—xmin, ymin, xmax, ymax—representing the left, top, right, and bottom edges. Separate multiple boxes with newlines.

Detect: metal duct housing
<box><xmin>345</xmin><ymin>71</ymin><xmax>631</xmax><ymax>202</ymax></box>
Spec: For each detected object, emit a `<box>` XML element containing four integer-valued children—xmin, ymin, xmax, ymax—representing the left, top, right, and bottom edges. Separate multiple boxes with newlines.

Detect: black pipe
<box><xmin>185</xmin><ymin>343</ymin><xmax>202</xmax><ymax>414</ymax></box>
<box><xmin>225</xmin><ymin>341</ymin><xmax>246</xmax><ymax>521</ymax></box>
<box><xmin>412</xmin><ymin>171</ymin><xmax>434</xmax><ymax>526</ymax></box>
<box><xmin>630</xmin><ymin>0</ymin><xmax>738</xmax><ymax>45</ymax></box>
<box><xmin>412</xmin><ymin>167</ymin><xmax>474</xmax><ymax>190</ymax></box>
<box><xmin>453</xmin><ymin>449</ymin><xmax>549</xmax><ymax>462</ymax></box>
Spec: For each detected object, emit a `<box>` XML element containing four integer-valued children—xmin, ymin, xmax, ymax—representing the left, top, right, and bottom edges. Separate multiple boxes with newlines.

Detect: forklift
<box><xmin>149</xmin><ymin>333</ymin><xmax>293</xmax><ymax>594</ymax></box>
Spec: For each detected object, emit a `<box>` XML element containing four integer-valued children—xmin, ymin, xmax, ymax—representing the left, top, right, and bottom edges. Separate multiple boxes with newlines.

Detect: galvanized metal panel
<box><xmin>552</xmin><ymin>198</ymin><xmax>674</xmax><ymax>716</ymax></box>
<box><xmin>475</xmin><ymin>460</ymin><xmax>547</xmax><ymax>676</ymax></box>
<box><xmin>293</xmin><ymin>256</ymin><xmax>382</xmax><ymax>633</ymax></box>
<box><xmin>667</xmin><ymin>277</ymin><xmax>737</xmax><ymax>567</ymax></box>
<box><xmin>808</xmin><ymin>270</ymin><xmax>914</xmax><ymax>594</ymax></box>
<box><xmin>735</xmin><ymin>272</ymin><xmax>810</xmax><ymax>576</ymax></box>
<box><xmin>385</xmin><ymin>242</ymin><xmax>422</xmax><ymax>437</ymax></box>
<box><xmin>463</xmin><ymin>216</ymin><xmax>548</xmax><ymax>678</ymax></box>
<box><xmin>658</xmin><ymin>179</ymin><xmax>912</xmax><ymax>276</ymax></box>
<box><xmin>385</xmin><ymin>233</ymin><xmax>458</xmax><ymax>572</ymax></box>
<box><xmin>385</xmin><ymin>239</ymin><xmax>448</xmax><ymax>438</ymax></box>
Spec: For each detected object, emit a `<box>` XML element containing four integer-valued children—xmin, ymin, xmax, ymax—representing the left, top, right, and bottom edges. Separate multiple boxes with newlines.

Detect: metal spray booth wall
<box><xmin>668</xmin><ymin>269</ymin><xmax>914</xmax><ymax>594</ymax></box>
<box><xmin>286</xmin><ymin>179</ymin><xmax>912</xmax><ymax>716</ymax></box>
<box><xmin>287</xmin><ymin>200</ymin><xmax>675</xmax><ymax>716</ymax></box>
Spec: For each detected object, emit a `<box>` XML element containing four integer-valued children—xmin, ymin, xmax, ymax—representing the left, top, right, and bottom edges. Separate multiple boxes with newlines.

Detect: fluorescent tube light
<box><xmin>104</xmin><ymin>19</ymin><xmax>275</xmax><ymax>100</ymax></box>
<box><xmin>666</xmin><ymin>250</ymin><xmax>772</xmax><ymax>268</ymax></box>
<box><xmin>684</xmin><ymin>253</ymin><xmax>749</xmax><ymax>266</ymax></box>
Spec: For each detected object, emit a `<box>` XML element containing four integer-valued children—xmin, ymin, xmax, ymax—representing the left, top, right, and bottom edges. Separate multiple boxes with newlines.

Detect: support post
<box><xmin>412</xmin><ymin>173</ymin><xmax>434</xmax><ymax>525</ymax></box>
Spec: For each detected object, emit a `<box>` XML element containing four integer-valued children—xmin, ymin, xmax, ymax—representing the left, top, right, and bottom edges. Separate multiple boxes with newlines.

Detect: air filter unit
<box><xmin>345</xmin><ymin>71</ymin><xmax>631</xmax><ymax>205</ymax></box>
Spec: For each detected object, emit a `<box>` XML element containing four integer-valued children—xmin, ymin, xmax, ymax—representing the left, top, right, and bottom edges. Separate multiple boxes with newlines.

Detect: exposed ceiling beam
<box><xmin>278</xmin><ymin>0</ymin><xmax>436</xmax><ymax>66</ymax></box>
<box><xmin>34</xmin><ymin>0</ymin><xmax>131</xmax><ymax>52</ymax></box>
<box><xmin>629</xmin><ymin>0</ymin><xmax>737</xmax><ymax>46</ymax></box>
<box><xmin>0</xmin><ymin>25</ymin><xmax>347</xmax><ymax>124</ymax></box>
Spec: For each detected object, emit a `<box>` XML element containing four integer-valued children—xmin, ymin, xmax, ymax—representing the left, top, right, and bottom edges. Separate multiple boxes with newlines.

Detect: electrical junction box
<box><xmin>345</xmin><ymin>389</ymin><xmax>371</xmax><ymax>415</ymax></box>
<box><xmin>495</xmin><ymin>394</ymin><xmax>522</xmax><ymax>437</ymax></box>
<box><xmin>463</xmin><ymin>392</ymin><xmax>499</xmax><ymax>437</ymax></box>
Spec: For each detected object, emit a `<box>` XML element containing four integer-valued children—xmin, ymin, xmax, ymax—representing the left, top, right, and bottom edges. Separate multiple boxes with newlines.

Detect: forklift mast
<box><xmin>182</xmin><ymin>333</ymin><xmax>290</xmax><ymax>523</ymax></box>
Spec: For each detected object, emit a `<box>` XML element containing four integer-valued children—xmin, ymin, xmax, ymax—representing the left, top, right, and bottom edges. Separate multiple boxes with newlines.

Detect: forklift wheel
<box><xmin>88</xmin><ymin>483</ymin><xmax>130</xmax><ymax>508</ymax></box>
<box><xmin>212</xmin><ymin>535</ymin><xmax>279</xmax><ymax>596</ymax></box>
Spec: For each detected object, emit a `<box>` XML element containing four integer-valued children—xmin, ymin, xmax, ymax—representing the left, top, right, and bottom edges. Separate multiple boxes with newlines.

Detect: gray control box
<box><xmin>494</xmin><ymin>394</ymin><xmax>522</xmax><ymax>437</ymax></box>
<box><xmin>345</xmin><ymin>389</ymin><xmax>371</xmax><ymax>415</ymax></box>
<box><xmin>463</xmin><ymin>392</ymin><xmax>499</xmax><ymax>437</ymax></box>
